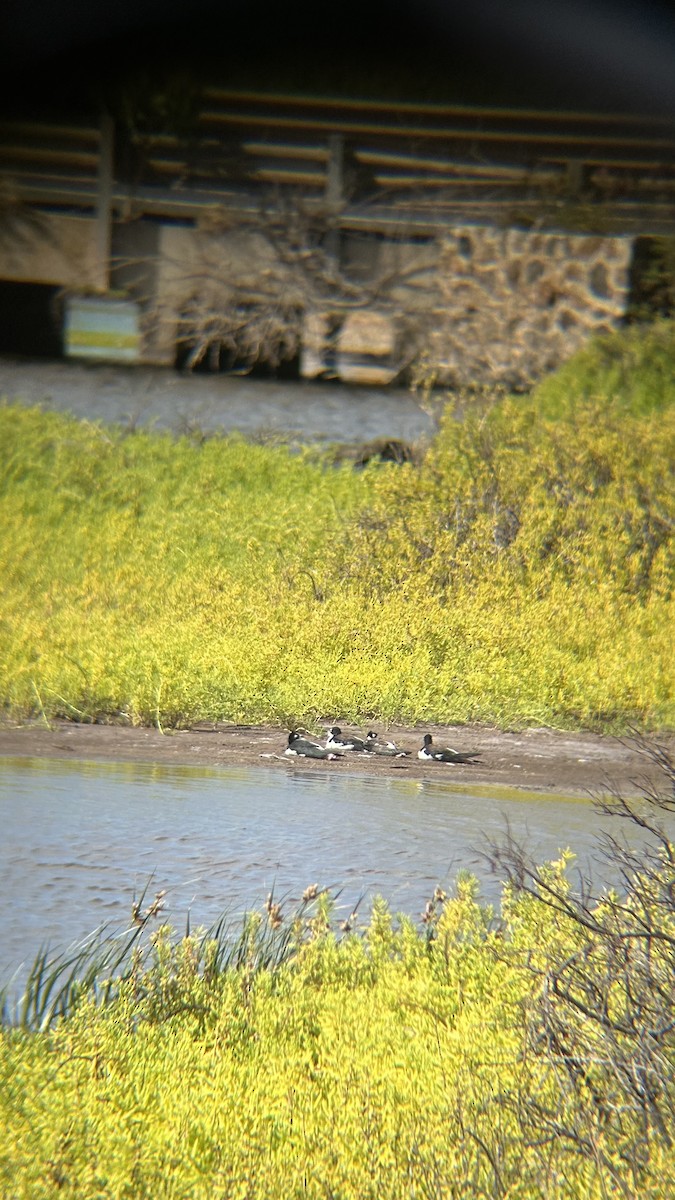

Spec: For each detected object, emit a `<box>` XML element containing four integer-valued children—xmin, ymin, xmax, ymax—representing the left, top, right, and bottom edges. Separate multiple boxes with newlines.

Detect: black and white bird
<box><xmin>286</xmin><ymin>731</ymin><xmax>342</xmax><ymax>760</ymax></box>
<box><xmin>326</xmin><ymin>726</ymin><xmax>368</xmax><ymax>752</ymax></box>
<box><xmin>364</xmin><ymin>731</ymin><xmax>409</xmax><ymax>757</ymax></box>
<box><xmin>417</xmin><ymin>734</ymin><xmax>480</xmax><ymax>764</ymax></box>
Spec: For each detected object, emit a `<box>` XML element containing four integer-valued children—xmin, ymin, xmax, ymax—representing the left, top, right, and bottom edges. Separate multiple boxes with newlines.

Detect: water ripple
<box><xmin>0</xmin><ymin>755</ymin><xmax>627</xmax><ymax>985</ymax></box>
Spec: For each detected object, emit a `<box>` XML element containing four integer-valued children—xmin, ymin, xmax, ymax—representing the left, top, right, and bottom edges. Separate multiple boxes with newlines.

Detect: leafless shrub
<box><xmin>140</xmin><ymin>192</ymin><xmax>447</xmax><ymax>377</ymax></box>
<box><xmin>485</xmin><ymin>737</ymin><xmax>675</xmax><ymax>1187</ymax></box>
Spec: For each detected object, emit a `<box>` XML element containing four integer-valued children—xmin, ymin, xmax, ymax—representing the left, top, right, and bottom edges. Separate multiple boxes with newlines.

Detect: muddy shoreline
<box><xmin>0</xmin><ymin>719</ymin><xmax>670</xmax><ymax>801</ymax></box>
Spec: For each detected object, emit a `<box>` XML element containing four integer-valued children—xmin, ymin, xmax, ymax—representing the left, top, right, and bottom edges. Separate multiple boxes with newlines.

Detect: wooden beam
<box><xmin>200</xmin><ymin>109</ymin><xmax>675</xmax><ymax>151</ymax></box>
<box><xmin>94</xmin><ymin>113</ymin><xmax>114</xmax><ymax>293</ymax></box>
<box><xmin>202</xmin><ymin>88</ymin><xmax>675</xmax><ymax>128</ymax></box>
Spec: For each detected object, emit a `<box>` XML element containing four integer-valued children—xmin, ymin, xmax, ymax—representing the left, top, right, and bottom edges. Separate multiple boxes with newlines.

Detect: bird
<box><xmin>285</xmin><ymin>731</ymin><xmax>342</xmax><ymax>759</ymax></box>
<box><xmin>364</xmin><ymin>731</ymin><xmax>409</xmax><ymax>757</ymax></box>
<box><xmin>417</xmin><ymin>734</ymin><xmax>480</xmax><ymax>764</ymax></box>
<box><xmin>325</xmin><ymin>726</ymin><xmax>368</xmax><ymax>752</ymax></box>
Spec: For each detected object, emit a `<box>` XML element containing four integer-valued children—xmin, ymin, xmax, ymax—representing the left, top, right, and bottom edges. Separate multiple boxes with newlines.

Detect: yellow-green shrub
<box><xmin>0</xmin><ymin>383</ymin><xmax>672</xmax><ymax>730</ymax></box>
<box><xmin>2</xmin><ymin>865</ymin><xmax>674</xmax><ymax>1199</ymax></box>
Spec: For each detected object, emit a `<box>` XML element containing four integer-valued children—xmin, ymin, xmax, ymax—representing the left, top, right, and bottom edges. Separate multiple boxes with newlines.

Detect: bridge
<box><xmin>2</xmin><ymin>89</ymin><xmax>675</xmax><ymax>237</ymax></box>
<box><xmin>0</xmin><ymin>91</ymin><xmax>673</xmax><ymax>383</ymax></box>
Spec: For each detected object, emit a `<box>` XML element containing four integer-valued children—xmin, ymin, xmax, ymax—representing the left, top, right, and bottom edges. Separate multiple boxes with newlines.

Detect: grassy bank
<box><xmin>2</xmin><ymin>760</ymin><xmax>675</xmax><ymax>1197</ymax></box>
<box><xmin>0</xmin><ymin>325</ymin><xmax>673</xmax><ymax>731</ymax></box>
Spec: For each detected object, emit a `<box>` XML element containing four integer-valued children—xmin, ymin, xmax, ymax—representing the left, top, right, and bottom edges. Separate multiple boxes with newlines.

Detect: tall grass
<box><xmin>0</xmin><ymin>881</ymin><xmax>334</xmax><ymax>1033</ymax></box>
<box><xmin>0</xmin><ymin>322</ymin><xmax>673</xmax><ymax>731</ymax></box>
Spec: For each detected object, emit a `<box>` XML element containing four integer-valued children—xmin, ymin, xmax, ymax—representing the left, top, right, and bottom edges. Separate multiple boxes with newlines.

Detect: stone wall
<box><xmin>424</xmin><ymin>225</ymin><xmax>633</xmax><ymax>389</ymax></box>
<box><xmin>302</xmin><ymin>224</ymin><xmax>634</xmax><ymax>389</ymax></box>
<box><xmin>0</xmin><ymin>209</ymin><xmax>634</xmax><ymax>385</ymax></box>
<box><xmin>109</xmin><ymin>219</ymin><xmax>634</xmax><ymax>384</ymax></box>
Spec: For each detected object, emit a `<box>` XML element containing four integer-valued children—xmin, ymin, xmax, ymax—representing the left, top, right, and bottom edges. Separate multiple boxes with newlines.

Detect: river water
<box><xmin>0</xmin><ymin>754</ymin><xmax>630</xmax><ymax>990</ymax></box>
<box><xmin>0</xmin><ymin>356</ymin><xmax>436</xmax><ymax>445</ymax></box>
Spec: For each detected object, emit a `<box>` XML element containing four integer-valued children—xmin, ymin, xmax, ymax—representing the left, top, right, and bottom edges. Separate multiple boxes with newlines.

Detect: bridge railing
<box><xmin>2</xmin><ymin>91</ymin><xmax>675</xmax><ymax>233</ymax></box>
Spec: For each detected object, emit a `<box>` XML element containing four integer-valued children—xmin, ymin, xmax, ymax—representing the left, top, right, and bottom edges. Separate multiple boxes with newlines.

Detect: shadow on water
<box><xmin>0</xmin><ymin>754</ymin><xmax>625</xmax><ymax>992</ymax></box>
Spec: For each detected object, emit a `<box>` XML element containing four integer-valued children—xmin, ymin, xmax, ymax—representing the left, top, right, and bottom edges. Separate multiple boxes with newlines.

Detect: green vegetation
<box><xmin>533</xmin><ymin>317</ymin><xmax>675</xmax><ymax>417</ymax></box>
<box><xmin>1</xmin><ymin>326</ymin><xmax>674</xmax><ymax>1195</ymax></box>
<box><xmin>2</xmin><ymin>756</ymin><xmax>674</xmax><ymax>1198</ymax></box>
<box><xmin>628</xmin><ymin>241</ymin><xmax>675</xmax><ymax>323</ymax></box>
<box><xmin>0</xmin><ymin>410</ymin><xmax>376</xmax><ymax>727</ymax></box>
<box><xmin>0</xmin><ymin>323</ymin><xmax>673</xmax><ymax>731</ymax></box>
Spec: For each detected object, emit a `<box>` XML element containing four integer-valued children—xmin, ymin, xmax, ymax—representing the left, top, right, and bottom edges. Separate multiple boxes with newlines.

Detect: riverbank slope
<box><xmin>1</xmin><ymin>719</ymin><xmax>671</xmax><ymax>800</ymax></box>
